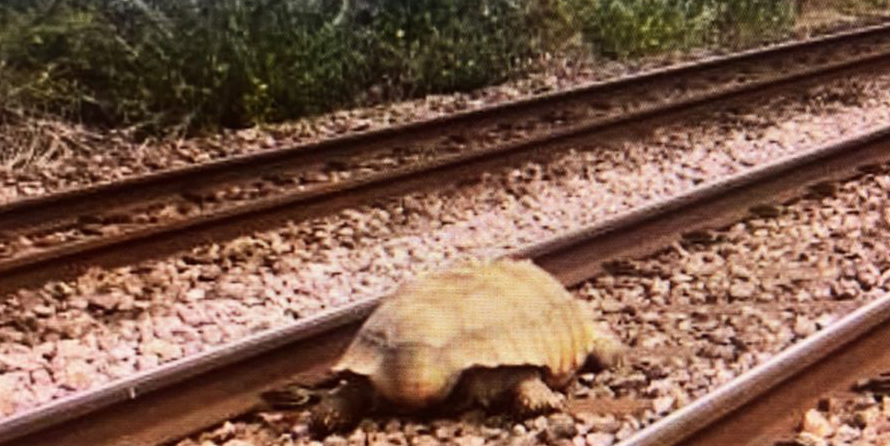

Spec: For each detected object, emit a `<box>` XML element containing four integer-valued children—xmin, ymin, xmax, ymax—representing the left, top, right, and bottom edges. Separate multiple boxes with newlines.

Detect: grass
<box><xmin>0</xmin><ymin>0</ymin><xmax>881</xmax><ymax>142</ymax></box>
<box><xmin>0</xmin><ymin>0</ymin><xmax>562</xmax><ymax>136</ymax></box>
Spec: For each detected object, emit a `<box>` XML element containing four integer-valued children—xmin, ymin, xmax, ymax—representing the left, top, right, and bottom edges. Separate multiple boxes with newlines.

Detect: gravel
<box><xmin>171</xmin><ymin>156</ymin><xmax>890</xmax><ymax>445</ymax></box>
<box><xmin>781</xmin><ymin>375</ymin><xmax>890</xmax><ymax>445</ymax></box>
<box><xmin>0</xmin><ymin>60</ymin><xmax>889</xmax><ymax>423</ymax></box>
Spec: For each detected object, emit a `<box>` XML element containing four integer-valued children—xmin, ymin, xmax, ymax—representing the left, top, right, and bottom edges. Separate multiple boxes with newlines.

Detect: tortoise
<box><xmin>263</xmin><ymin>258</ymin><xmax>624</xmax><ymax>434</ymax></box>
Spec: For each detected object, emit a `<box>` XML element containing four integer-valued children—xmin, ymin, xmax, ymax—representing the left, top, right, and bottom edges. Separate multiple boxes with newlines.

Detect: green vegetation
<box><xmin>0</xmin><ymin>1</ymin><xmax>869</xmax><ymax>136</ymax></box>
<box><xmin>0</xmin><ymin>0</ymin><xmax>563</xmax><ymax>134</ymax></box>
<box><xmin>567</xmin><ymin>0</ymin><xmax>795</xmax><ymax>58</ymax></box>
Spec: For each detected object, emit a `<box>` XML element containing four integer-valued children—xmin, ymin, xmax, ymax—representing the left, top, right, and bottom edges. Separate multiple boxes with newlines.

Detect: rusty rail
<box><xmin>4</xmin><ymin>119</ymin><xmax>890</xmax><ymax>446</ymax></box>
<box><xmin>620</xmin><ymin>291</ymin><xmax>890</xmax><ymax>446</ymax></box>
<box><xmin>6</xmin><ymin>25</ymin><xmax>890</xmax><ymax>293</ymax></box>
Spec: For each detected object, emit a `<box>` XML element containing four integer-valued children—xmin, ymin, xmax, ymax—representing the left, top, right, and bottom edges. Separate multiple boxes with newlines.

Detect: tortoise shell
<box><xmin>332</xmin><ymin>259</ymin><xmax>622</xmax><ymax>409</ymax></box>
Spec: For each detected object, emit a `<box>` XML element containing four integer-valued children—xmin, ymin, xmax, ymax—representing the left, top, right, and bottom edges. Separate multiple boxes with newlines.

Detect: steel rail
<box><xmin>5</xmin><ymin>34</ymin><xmax>890</xmax><ymax>292</ymax></box>
<box><xmin>7</xmin><ymin>21</ymin><xmax>890</xmax><ymax>226</ymax></box>
<box><xmin>618</xmin><ymin>290</ymin><xmax>890</xmax><ymax>446</ymax></box>
<box><xmin>3</xmin><ymin>121</ymin><xmax>890</xmax><ymax>446</ymax></box>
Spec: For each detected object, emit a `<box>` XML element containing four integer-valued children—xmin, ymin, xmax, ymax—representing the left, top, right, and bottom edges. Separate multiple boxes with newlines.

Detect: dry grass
<box><xmin>795</xmin><ymin>0</ymin><xmax>890</xmax><ymax>35</ymax></box>
<box><xmin>0</xmin><ymin>108</ymin><xmax>95</xmax><ymax>170</ymax></box>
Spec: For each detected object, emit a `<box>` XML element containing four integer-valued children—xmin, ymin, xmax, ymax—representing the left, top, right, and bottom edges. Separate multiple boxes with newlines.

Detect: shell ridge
<box><xmin>517</xmin><ymin>263</ymin><xmax>576</xmax><ymax>379</ymax></box>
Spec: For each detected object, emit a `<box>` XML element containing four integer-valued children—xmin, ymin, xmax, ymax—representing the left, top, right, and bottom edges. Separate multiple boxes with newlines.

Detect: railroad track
<box><xmin>4</xmin><ymin>116</ymin><xmax>890</xmax><ymax>445</ymax></box>
<box><xmin>627</xmin><ymin>293</ymin><xmax>890</xmax><ymax>446</ymax></box>
<box><xmin>5</xmin><ymin>23</ymin><xmax>890</xmax><ymax>291</ymax></box>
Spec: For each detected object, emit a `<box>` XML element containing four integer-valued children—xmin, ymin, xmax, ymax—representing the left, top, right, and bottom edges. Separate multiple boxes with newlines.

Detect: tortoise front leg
<box><xmin>310</xmin><ymin>378</ymin><xmax>374</xmax><ymax>435</ymax></box>
<box><xmin>511</xmin><ymin>370</ymin><xmax>566</xmax><ymax>417</ymax></box>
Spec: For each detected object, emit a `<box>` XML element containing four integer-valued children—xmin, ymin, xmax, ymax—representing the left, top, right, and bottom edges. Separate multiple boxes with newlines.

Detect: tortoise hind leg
<box><xmin>310</xmin><ymin>378</ymin><xmax>373</xmax><ymax>435</ymax></box>
<box><xmin>511</xmin><ymin>370</ymin><xmax>565</xmax><ymax>417</ymax></box>
<box><xmin>456</xmin><ymin>367</ymin><xmax>565</xmax><ymax>417</ymax></box>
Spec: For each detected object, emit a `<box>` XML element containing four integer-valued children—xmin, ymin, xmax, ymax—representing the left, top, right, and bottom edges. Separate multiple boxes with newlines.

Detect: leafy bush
<box><xmin>1</xmin><ymin>0</ymin><xmax>365</xmax><ymax>131</ymax></box>
<box><xmin>712</xmin><ymin>0</ymin><xmax>795</xmax><ymax>47</ymax></box>
<box><xmin>0</xmin><ymin>0</ymin><xmax>564</xmax><ymax>134</ymax></box>
<box><xmin>566</xmin><ymin>0</ymin><xmax>796</xmax><ymax>58</ymax></box>
<box><xmin>364</xmin><ymin>0</ymin><xmax>567</xmax><ymax>97</ymax></box>
<box><xmin>567</xmin><ymin>0</ymin><xmax>718</xmax><ymax>58</ymax></box>
<box><xmin>0</xmin><ymin>0</ymin><xmax>813</xmax><ymax>135</ymax></box>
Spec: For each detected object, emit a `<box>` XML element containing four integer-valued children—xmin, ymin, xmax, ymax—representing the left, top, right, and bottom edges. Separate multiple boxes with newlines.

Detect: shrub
<box><xmin>567</xmin><ymin>0</ymin><xmax>798</xmax><ymax>58</ymax></box>
<box><xmin>712</xmin><ymin>0</ymin><xmax>795</xmax><ymax>47</ymax></box>
<box><xmin>0</xmin><ymin>0</ymin><xmax>813</xmax><ymax>135</ymax></box>
<box><xmin>364</xmin><ymin>0</ymin><xmax>563</xmax><ymax>97</ymax></box>
<box><xmin>566</xmin><ymin>0</ymin><xmax>719</xmax><ymax>58</ymax></box>
<box><xmin>0</xmin><ymin>0</ymin><xmax>565</xmax><ymax>134</ymax></box>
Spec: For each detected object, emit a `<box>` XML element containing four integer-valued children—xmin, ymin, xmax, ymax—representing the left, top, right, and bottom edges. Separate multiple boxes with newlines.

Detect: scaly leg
<box><xmin>310</xmin><ymin>378</ymin><xmax>373</xmax><ymax>435</ymax></box>
<box><xmin>511</xmin><ymin>371</ymin><xmax>565</xmax><ymax>417</ymax></box>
